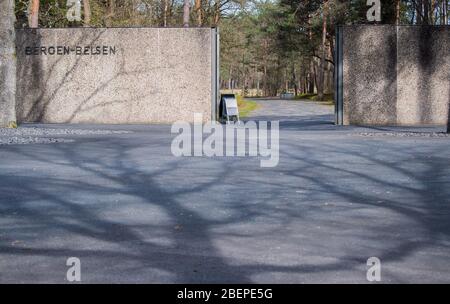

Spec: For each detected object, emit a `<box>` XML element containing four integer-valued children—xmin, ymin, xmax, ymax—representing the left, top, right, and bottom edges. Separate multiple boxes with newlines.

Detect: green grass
<box><xmin>7</xmin><ymin>121</ymin><xmax>17</xmax><ymax>129</ymax></box>
<box><xmin>237</xmin><ymin>95</ymin><xmax>260</xmax><ymax>118</ymax></box>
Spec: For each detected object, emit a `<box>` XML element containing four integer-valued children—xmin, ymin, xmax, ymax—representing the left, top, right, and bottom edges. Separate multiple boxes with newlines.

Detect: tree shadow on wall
<box><xmin>417</xmin><ymin>27</ymin><xmax>434</xmax><ymax>124</ymax></box>
<box><xmin>16</xmin><ymin>29</ymin><xmax>107</xmax><ymax>122</ymax></box>
<box><xmin>16</xmin><ymin>29</ymin><xmax>165</xmax><ymax>124</ymax></box>
<box><xmin>344</xmin><ymin>25</ymin><xmax>397</xmax><ymax>125</ymax></box>
<box><xmin>415</xmin><ymin>26</ymin><xmax>450</xmax><ymax>126</ymax></box>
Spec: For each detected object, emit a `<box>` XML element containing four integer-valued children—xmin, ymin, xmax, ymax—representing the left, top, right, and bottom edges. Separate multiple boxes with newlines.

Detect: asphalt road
<box><xmin>1</xmin><ymin>98</ymin><xmax>449</xmax><ymax>283</ymax></box>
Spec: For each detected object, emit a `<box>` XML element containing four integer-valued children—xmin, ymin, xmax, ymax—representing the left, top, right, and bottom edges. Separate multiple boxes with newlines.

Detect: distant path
<box><xmin>244</xmin><ymin>97</ymin><xmax>336</xmax><ymax>131</ymax></box>
<box><xmin>247</xmin><ymin>98</ymin><xmax>334</xmax><ymax>121</ymax></box>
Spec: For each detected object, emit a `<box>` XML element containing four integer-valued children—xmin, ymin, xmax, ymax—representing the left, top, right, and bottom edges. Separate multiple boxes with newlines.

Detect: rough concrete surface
<box><xmin>343</xmin><ymin>25</ymin><xmax>397</xmax><ymax>125</ymax></box>
<box><xmin>397</xmin><ymin>26</ymin><xmax>450</xmax><ymax>125</ymax></box>
<box><xmin>1</xmin><ymin>99</ymin><xmax>449</xmax><ymax>283</ymax></box>
<box><xmin>342</xmin><ymin>25</ymin><xmax>450</xmax><ymax>126</ymax></box>
<box><xmin>0</xmin><ymin>0</ymin><xmax>16</xmax><ymax>127</ymax></box>
<box><xmin>15</xmin><ymin>28</ymin><xmax>214</xmax><ymax>124</ymax></box>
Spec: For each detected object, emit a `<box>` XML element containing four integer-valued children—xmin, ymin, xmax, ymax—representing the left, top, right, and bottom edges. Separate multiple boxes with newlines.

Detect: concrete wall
<box><xmin>343</xmin><ymin>25</ymin><xmax>397</xmax><ymax>125</ymax></box>
<box><xmin>397</xmin><ymin>26</ymin><xmax>450</xmax><ymax>125</ymax></box>
<box><xmin>0</xmin><ymin>0</ymin><xmax>16</xmax><ymax>127</ymax></box>
<box><xmin>342</xmin><ymin>25</ymin><xmax>450</xmax><ymax>126</ymax></box>
<box><xmin>15</xmin><ymin>28</ymin><xmax>216</xmax><ymax>124</ymax></box>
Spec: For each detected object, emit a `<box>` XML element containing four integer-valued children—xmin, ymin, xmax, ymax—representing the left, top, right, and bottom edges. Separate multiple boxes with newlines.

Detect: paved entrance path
<box><xmin>248</xmin><ymin>97</ymin><xmax>334</xmax><ymax>121</ymax></box>
<box><xmin>0</xmin><ymin>99</ymin><xmax>449</xmax><ymax>283</ymax></box>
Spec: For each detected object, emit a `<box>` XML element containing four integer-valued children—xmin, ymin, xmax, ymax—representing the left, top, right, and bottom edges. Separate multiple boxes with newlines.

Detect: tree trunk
<box><xmin>241</xmin><ymin>54</ymin><xmax>246</xmax><ymax>96</ymax></box>
<box><xmin>110</xmin><ymin>0</ymin><xmax>115</xmax><ymax>14</ymax></box>
<box><xmin>195</xmin><ymin>0</ymin><xmax>202</xmax><ymax>26</ymax></box>
<box><xmin>313</xmin><ymin>59</ymin><xmax>318</xmax><ymax>94</ymax></box>
<box><xmin>442</xmin><ymin>0</ymin><xmax>445</xmax><ymax>24</ymax></box>
<box><xmin>263</xmin><ymin>62</ymin><xmax>268</xmax><ymax>96</ymax></box>
<box><xmin>318</xmin><ymin>2</ymin><xmax>327</xmax><ymax>101</ymax></box>
<box><xmin>0</xmin><ymin>0</ymin><xmax>17</xmax><ymax>127</ymax></box>
<box><xmin>83</xmin><ymin>0</ymin><xmax>91</xmax><ymax>26</ymax></box>
<box><xmin>256</xmin><ymin>69</ymin><xmax>260</xmax><ymax>97</ymax></box>
<box><xmin>163</xmin><ymin>0</ymin><xmax>168</xmax><ymax>27</ymax></box>
<box><xmin>303</xmin><ymin>74</ymin><xmax>307</xmax><ymax>94</ymax></box>
<box><xmin>228</xmin><ymin>66</ymin><xmax>232</xmax><ymax>90</ymax></box>
<box><xmin>292</xmin><ymin>65</ymin><xmax>298</xmax><ymax>96</ymax></box>
<box><xmin>430</xmin><ymin>0</ymin><xmax>435</xmax><ymax>23</ymax></box>
<box><xmin>262</xmin><ymin>39</ymin><xmax>268</xmax><ymax>96</ymax></box>
<box><xmin>417</xmin><ymin>0</ymin><xmax>423</xmax><ymax>24</ymax></box>
<box><xmin>423</xmin><ymin>0</ymin><xmax>430</xmax><ymax>24</ymax></box>
<box><xmin>132</xmin><ymin>0</ymin><xmax>140</xmax><ymax>24</ymax></box>
<box><xmin>214</xmin><ymin>1</ymin><xmax>220</xmax><ymax>26</ymax></box>
<box><xmin>166</xmin><ymin>0</ymin><xmax>173</xmax><ymax>26</ymax></box>
<box><xmin>308</xmin><ymin>60</ymin><xmax>315</xmax><ymax>94</ymax></box>
<box><xmin>285</xmin><ymin>68</ymin><xmax>289</xmax><ymax>92</ymax></box>
<box><xmin>299</xmin><ymin>70</ymin><xmax>305</xmax><ymax>94</ymax></box>
<box><xmin>327</xmin><ymin>41</ymin><xmax>334</xmax><ymax>94</ymax></box>
<box><xmin>444</xmin><ymin>0</ymin><xmax>448</xmax><ymax>24</ymax></box>
<box><xmin>105</xmin><ymin>0</ymin><xmax>115</xmax><ymax>26</ymax></box>
<box><xmin>183</xmin><ymin>0</ymin><xmax>190</xmax><ymax>27</ymax></box>
<box><xmin>29</xmin><ymin>0</ymin><xmax>39</xmax><ymax>28</ymax></box>
<box><xmin>307</xmin><ymin>15</ymin><xmax>315</xmax><ymax>94</ymax></box>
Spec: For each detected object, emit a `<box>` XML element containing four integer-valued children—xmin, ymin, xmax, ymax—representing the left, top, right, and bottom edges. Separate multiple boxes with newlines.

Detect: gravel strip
<box><xmin>0</xmin><ymin>127</ymin><xmax>132</xmax><ymax>145</ymax></box>
<box><xmin>356</xmin><ymin>132</ymin><xmax>450</xmax><ymax>138</ymax></box>
<box><xmin>0</xmin><ymin>137</ymin><xmax>75</xmax><ymax>145</ymax></box>
<box><xmin>0</xmin><ymin>127</ymin><xmax>131</xmax><ymax>137</ymax></box>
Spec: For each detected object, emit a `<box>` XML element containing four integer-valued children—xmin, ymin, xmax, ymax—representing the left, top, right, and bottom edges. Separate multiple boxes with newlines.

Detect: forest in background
<box><xmin>14</xmin><ymin>0</ymin><xmax>450</xmax><ymax>99</ymax></box>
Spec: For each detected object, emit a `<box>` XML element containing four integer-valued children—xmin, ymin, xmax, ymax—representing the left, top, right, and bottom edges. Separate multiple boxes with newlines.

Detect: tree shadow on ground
<box><xmin>0</xmin><ymin>120</ymin><xmax>449</xmax><ymax>282</ymax></box>
<box><xmin>0</xmin><ymin>134</ymin><xmax>358</xmax><ymax>282</ymax></box>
